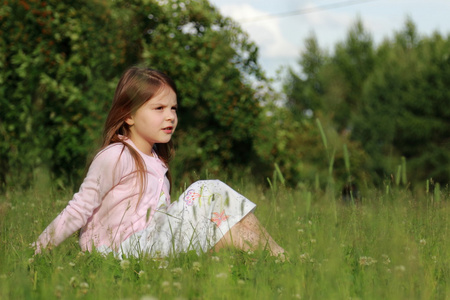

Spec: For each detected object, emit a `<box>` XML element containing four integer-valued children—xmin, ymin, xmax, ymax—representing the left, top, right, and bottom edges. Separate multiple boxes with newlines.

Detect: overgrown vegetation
<box><xmin>1</xmin><ymin>0</ymin><xmax>266</xmax><ymax>189</ymax></box>
<box><xmin>2</xmin><ymin>1</ymin><xmax>448</xmax><ymax>191</ymax></box>
<box><xmin>1</xmin><ymin>176</ymin><xmax>449</xmax><ymax>299</ymax></box>
<box><xmin>284</xmin><ymin>18</ymin><xmax>450</xmax><ymax>187</ymax></box>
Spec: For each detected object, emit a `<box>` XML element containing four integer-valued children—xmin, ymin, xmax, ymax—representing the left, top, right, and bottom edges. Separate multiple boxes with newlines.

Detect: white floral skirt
<box><xmin>103</xmin><ymin>180</ymin><xmax>256</xmax><ymax>258</ymax></box>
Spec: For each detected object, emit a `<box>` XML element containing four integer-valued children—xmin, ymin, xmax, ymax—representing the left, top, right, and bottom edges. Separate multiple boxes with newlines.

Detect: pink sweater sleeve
<box><xmin>34</xmin><ymin>145</ymin><xmax>124</xmax><ymax>253</ymax></box>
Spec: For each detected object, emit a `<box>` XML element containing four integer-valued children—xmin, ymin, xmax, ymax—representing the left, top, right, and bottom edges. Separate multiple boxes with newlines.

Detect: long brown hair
<box><xmin>102</xmin><ymin>66</ymin><xmax>177</xmax><ymax>200</ymax></box>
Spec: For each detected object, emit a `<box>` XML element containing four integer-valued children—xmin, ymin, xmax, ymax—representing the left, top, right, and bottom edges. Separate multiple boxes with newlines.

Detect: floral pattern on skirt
<box><xmin>99</xmin><ymin>180</ymin><xmax>256</xmax><ymax>257</ymax></box>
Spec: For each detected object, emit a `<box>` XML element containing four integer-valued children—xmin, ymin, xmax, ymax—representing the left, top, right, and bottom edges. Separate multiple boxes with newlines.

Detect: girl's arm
<box><xmin>34</xmin><ymin>145</ymin><xmax>124</xmax><ymax>253</ymax></box>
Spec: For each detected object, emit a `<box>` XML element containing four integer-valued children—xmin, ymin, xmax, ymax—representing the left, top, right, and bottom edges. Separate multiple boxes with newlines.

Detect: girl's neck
<box><xmin>123</xmin><ymin>137</ymin><xmax>157</xmax><ymax>159</ymax></box>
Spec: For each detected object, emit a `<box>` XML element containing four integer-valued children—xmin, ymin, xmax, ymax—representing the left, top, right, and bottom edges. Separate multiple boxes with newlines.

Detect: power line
<box><xmin>237</xmin><ymin>0</ymin><xmax>379</xmax><ymax>23</ymax></box>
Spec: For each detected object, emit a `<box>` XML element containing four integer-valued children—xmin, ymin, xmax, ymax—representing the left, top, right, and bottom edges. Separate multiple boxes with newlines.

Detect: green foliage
<box><xmin>4</xmin><ymin>2</ymin><xmax>448</xmax><ymax>192</ymax></box>
<box><xmin>285</xmin><ymin>18</ymin><xmax>450</xmax><ymax>187</ymax></box>
<box><xmin>0</xmin><ymin>0</ymin><xmax>132</xmax><ymax>187</ymax></box>
<box><xmin>330</xmin><ymin>18</ymin><xmax>376</xmax><ymax>131</ymax></box>
<box><xmin>353</xmin><ymin>21</ymin><xmax>450</xmax><ymax>184</ymax></box>
<box><xmin>0</xmin><ymin>0</ymin><xmax>268</xmax><ymax>189</ymax></box>
<box><xmin>285</xmin><ymin>19</ymin><xmax>376</xmax><ymax>131</ymax></box>
<box><xmin>254</xmin><ymin>101</ymin><xmax>369</xmax><ymax>190</ymax></box>
<box><xmin>285</xmin><ymin>35</ymin><xmax>327</xmax><ymax>115</ymax></box>
<box><xmin>137</xmin><ymin>0</ymin><xmax>265</xmax><ymax>178</ymax></box>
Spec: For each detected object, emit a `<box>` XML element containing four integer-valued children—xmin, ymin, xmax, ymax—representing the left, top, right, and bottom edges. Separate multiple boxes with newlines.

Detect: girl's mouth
<box><xmin>162</xmin><ymin>127</ymin><xmax>174</xmax><ymax>133</ymax></box>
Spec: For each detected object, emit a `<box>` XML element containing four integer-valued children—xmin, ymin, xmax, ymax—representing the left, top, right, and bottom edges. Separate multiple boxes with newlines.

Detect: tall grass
<box><xmin>1</xmin><ymin>177</ymin><xmax>449</xmax><ymax>299</ymax></box>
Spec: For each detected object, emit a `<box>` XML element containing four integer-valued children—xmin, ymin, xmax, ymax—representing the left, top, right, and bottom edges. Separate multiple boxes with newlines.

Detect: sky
<box><xmin>208</xmin><ymin>0</ymin><xmax>450</xmax><ymax>85</ymax></box>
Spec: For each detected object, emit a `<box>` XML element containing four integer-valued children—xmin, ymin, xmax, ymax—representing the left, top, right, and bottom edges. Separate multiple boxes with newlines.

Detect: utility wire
<box><xmin>238</xmin><ymin>0</ymin><xmax>379</xmax><ymax>23</ymax></box>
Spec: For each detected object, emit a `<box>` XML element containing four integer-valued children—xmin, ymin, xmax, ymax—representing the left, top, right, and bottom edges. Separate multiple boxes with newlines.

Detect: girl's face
<box><xmin>126</xmin><ymin>86</ymin><xmax>178</xmax><ymax>155</ymax></box>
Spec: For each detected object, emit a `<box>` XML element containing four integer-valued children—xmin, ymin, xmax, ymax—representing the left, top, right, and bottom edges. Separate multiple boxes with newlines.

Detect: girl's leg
<box><xmin>214</xmin><ymin>213</ymin><xmax>285</xmax><ymax>257</ymax></box>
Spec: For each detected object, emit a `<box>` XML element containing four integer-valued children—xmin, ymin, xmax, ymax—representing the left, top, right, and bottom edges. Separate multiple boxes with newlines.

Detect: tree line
<box><xmin>1</xmin><ymin>0</ymin><xmax>448</xmax><ymax>192</ymax></box>
<box><xmin>284</xmin><ymin>18</ymin><xmax>450</xmax><ymax>190</ymax></box>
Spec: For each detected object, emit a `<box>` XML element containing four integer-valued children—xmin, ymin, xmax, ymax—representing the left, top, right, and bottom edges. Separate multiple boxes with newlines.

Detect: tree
<box><xmin>114</xmin><ymin>0</ymin><xmax>267</xmax><ymax>179</ymax></box>
<box><xmin>0</xmin><ymin>0</ymin><xmax>134</xmax><ymax>187</ymax></box>
<box><xmin>353</xmin><ymin>21</ymin><xmax>450</xmax><ymax>184</ymax></box>
<box><xmin>284</xmin><ymin>17</ymin><xmax>450</xmax><ymax>186</ymax></box>
<box><xmin>328</xmin><ymin>18</ymin><xmax>375</xmax><ymax>131</ymax></box>
<box><xmin>282</xmin><ymin>21</ymin><xmax>374</xmax><ymax>188</ymax></box>
<box><xmin>285</xmin><ymin>34</ymin><xmax>328</xmax><ymax>116</ymax></box>
<box><xmin>0</xmin><ymin>0</ymin><xmax>268</xmax><ymax>188</ymax></box>
<box><xmin>285</xmin><ymin>19</ymin><xmax>376</xmax><ymax>132</ymax></box>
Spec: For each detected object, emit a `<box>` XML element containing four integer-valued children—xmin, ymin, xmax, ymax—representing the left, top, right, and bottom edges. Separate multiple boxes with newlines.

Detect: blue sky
<box><xmin>209</xmin><ymin>0</ymin><xmax>450</xmax><ymax>83</ymax></box>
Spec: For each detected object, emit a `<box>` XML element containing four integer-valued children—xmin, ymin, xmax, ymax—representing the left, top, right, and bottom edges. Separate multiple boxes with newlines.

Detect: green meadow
<box><xmin>1</xmin><ymin>178</ymin><xmax>448</xmax><ymax>300</ymax></box>
<box><xmin>2</xmin><ymin>1</ymin><xmax>449</xmax><ymax>299</ymax></box>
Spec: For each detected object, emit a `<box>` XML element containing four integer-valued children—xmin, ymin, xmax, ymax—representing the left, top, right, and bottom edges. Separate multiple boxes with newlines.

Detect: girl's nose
<box><xmin>166</xmin><ymin>110</ymin><xmax>177</xmax><ymax>122</ymax></box>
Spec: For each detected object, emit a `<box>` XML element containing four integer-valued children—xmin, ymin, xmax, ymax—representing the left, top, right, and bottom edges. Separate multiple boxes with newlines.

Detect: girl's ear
<box><xmin>125</xmin><ymin>116</ymin><xmax>134</xmax><ymax>126</ymax></box>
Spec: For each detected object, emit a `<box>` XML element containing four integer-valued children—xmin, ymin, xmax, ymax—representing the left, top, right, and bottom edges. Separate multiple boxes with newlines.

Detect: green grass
<box><xmin>1</xmin><ymin>180</ymin><xmax>449</xmax><ymax>299</ymax></box>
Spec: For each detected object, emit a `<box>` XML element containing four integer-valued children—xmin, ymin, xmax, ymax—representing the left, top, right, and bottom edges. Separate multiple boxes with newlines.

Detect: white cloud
<box><xmin>219</xmin><ymin>4</ymin><xmax>299</xmax><ymax>59</ymax></box>
<box><xmin>212</xmin><ymin>0</ymin><xmax>450</xmax><ymax>81</ymax></box>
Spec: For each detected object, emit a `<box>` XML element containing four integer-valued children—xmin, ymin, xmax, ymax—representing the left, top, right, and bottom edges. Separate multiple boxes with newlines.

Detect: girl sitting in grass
<box><xmin>34</xmin><ymin>66</ymin><xmax>285</xmax><ymax>259</ymax></box>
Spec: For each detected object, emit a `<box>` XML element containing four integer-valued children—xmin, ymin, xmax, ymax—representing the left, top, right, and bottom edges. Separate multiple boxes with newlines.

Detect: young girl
<box><xmin>34</xmin><ymin>66</ymin><xmax>285</xmax><ymax>258</ymax></box>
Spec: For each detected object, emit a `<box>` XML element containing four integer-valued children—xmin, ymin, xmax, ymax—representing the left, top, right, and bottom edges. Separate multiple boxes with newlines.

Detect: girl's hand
<box><xmin>30</xmin><ymin>242</ymin><xmax>43</xmax><ymax>256</ymax></box>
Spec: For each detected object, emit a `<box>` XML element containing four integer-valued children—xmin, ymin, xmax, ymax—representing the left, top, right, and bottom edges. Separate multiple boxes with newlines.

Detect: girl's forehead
<box><xmin>147</xmin><ymin>85</ymin><xmax>177</xmax><ymax>103</ymax></box>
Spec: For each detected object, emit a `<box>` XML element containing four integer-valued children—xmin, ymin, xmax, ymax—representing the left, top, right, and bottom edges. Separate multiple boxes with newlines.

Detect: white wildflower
<box><xmin>359</xmin><ymin>256</ymin><xmax>377</xmax><ymax>266</ymax></box>
<box><xmin>138</xmin><ymin>270</ymin><xmax>146</xmax><ymax>278</ymax></box>
<box><xmin>69</xmin><ymin>262</ymin><xmax>76</xmax><ymax>267</ymax></box>
<box><xmin>192</xmin><ymin>261</ymin><xmax>201</xmax><ymax>272</ymax></box>
<box><xmin>158</xmin><ymin>260</ymin><xmax>169</xmax><ymax>269</ymax></box>
<box><xmin>120</xmin><ymin>259</ymin><xmax>131</xmax><ymax>270</ymax></box>
<box><xmin>394</xmin><ymin>265</ymin><xmax>406</xmax><ymax>272</ymax></box>
<box><xmin>171</xmin><ymin>267</ymin><xmax>183</xmax><ymax>276</ymax></box>
<box><xmin>408</xmin><ymin>255</ymin><xmax>417</xmax><ymax>261</ymax></box>
<box><xmin>69</xmin><ymin>276</ymin><xmax>78</xmax><ymax>287</ymax></box>
<box><xmin>172</xmin><ymin>282</ymin><xmax>182</xmax><ymax>290</ymax></box>
<box><xmin>161</xmin><ymin>281</ymin><xmax>170</xmax><ymax>287</ymax></box>
<box><xmin>140</xmin><ymin>295</ymin><xmax>158</xmax><ymax>300</ymax></box>
<box><xmin>211</xmin><ymin>256</ymin><xmax>220</xmax><ymax>262</ymax></box>
<box><xmin>420</xmin><ymin>239</ymin><xmax>427</xmax><ymax>246</ymax></box>
<box><xmin>79</xmin><ymin>282</ymin><xmax>89</xmax><ymax>289</ymax></box>
<box><xmin>215</xmin><ymin>272</ymin><xmax>228</xmax><ymax>279</ymax></box>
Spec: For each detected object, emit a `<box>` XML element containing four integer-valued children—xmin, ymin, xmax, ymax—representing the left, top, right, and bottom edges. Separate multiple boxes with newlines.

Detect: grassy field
<box><xmin>0</xmin><ymin>178</ymin><xmax>449</xmax><ymax>299</ymax></box>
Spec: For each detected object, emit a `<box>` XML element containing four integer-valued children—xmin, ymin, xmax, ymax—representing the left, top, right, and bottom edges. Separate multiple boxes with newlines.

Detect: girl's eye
<box><xmin>172</xmin><ymin>106</ymin><xmax>178</xmax><ymax>111</ymax></box>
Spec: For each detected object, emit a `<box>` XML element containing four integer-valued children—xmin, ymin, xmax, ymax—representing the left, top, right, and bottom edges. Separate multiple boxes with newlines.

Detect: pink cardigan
<box><xmin>35</xmin><ymin>139</ymin><xmax>171</xmax><ymax>252</ymax></box>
